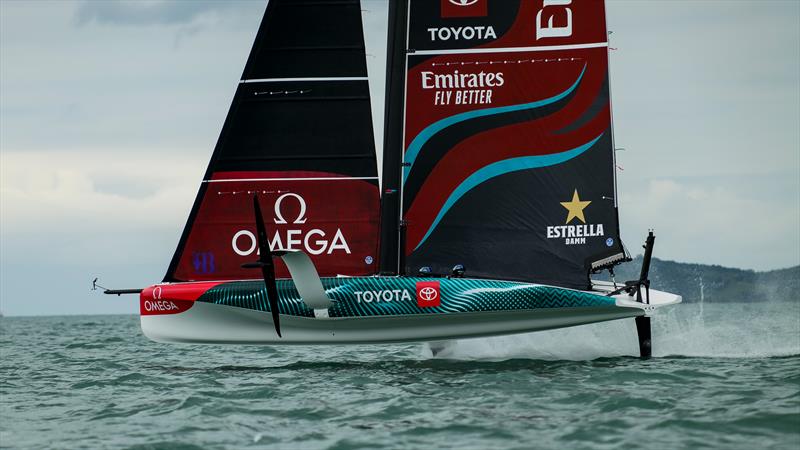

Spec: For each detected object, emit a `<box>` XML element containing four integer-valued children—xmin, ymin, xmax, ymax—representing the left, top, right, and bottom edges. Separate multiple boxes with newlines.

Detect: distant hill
<box><xmin>594</xmin><ymin>257</ymin><xmax>799</xmax><ymax>303</ymax></box>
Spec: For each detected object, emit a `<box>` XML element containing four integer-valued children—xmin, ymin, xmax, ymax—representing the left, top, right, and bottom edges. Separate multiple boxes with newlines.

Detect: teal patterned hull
<box><xmin>197</xmin><ymin>277</ymin><xmax>617</xmax><ymax>318</ymax></box>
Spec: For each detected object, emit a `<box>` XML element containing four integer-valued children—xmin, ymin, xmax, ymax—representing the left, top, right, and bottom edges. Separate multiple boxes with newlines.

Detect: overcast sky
<box><xmin>1</xmin><ymin>0</ymin><xmax>798</xmax><ymax>316</ymax></box>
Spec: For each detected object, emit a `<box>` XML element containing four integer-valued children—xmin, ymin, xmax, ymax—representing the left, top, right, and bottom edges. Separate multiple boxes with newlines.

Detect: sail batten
<box><xmin>241</xmin><ymin>77</ymin><xmax>370</xmax><ymax>83</ymax></box>
<box><xmin>412</xmin><ymin>41</ymin><xmax>608</xmax><ymax>56</ymax></box>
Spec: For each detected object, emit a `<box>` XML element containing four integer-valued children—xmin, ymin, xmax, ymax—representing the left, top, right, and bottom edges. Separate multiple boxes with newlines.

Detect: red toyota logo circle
<box><xmin>419</xmin><ymin>287</ymin><xmax>438</xmax><ymax>301</ymax></box>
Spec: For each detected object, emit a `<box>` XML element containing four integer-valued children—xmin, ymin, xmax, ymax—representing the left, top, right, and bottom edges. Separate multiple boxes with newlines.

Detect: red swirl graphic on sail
<box><xmin>403</xmin><ymin>47</ymin><xmax>610</xmax><ymax>251</ymax></box>
<box><xmin>401</xmin><ymin>0</ymin><xmax>619</xmax><ymax>287</ymax></box>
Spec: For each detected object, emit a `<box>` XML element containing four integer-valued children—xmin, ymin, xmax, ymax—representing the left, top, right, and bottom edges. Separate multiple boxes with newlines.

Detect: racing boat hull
<box><xmin>139</xmin><ymin>277</ymin><xmax>680</xmax><ymax>345</ymax></box>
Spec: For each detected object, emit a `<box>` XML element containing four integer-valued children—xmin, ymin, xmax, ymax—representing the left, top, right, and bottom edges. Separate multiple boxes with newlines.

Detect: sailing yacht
<box><xmin>107</xmin><ymin>0</ymin><xmax>680</xmax><ymax>358</ymax></box>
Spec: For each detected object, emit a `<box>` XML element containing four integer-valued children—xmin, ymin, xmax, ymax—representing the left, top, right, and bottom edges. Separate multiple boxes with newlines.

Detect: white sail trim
<box><xmin>205</xmin><ymin>177</ymin><xmax>379</xmax><ymax>183</ymax></box>
<box><xmin>240</xmin><ymin>77</ymin><xmax>368</xmax><ymax>83</ymax></box>
<box><xmin>413</xmin><ymin>42</ymin><xmax>608</xmax><ymax>56</ymax></box>
<box><xmin>360</xmin><ymin>0</ymin><xmax>390</xmax><ymax>191</ymax></box>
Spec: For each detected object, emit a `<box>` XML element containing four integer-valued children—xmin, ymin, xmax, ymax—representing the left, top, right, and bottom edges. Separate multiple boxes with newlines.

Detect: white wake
<box><xmin>422</xmin><ymin>302</ymin><xmax>800</xmax><ymax>360</ymax></box>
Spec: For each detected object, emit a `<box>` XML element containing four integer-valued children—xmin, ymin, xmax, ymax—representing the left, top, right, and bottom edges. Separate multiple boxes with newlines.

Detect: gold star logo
<box><xmin>560</xmin><ymin>189</ymin><xmax>591</xmax><ymax>224</ymax></box>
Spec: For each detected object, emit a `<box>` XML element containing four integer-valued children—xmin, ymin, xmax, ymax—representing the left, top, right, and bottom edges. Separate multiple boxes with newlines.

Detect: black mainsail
<box><xmin>165</xmin><ymin>0</ymin><xmax>382</xmax><ymax>282</ymax></box>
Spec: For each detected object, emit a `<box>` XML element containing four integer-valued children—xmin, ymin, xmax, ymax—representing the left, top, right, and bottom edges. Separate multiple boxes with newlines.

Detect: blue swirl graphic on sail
<box><xmin>403</xmin><ymin>65</ymin><xmax>587</xmax><ymax>183</ymax></box>
<box><xmin>413</xmin><ymin>134</ymin><xmax>603</xmax><ymax>251</ymax></box>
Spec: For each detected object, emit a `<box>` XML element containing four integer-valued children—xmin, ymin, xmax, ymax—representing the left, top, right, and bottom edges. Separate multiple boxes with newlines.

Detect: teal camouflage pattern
<box><xmin>196</xmin><ymin>277</ymin><xmax>617</xmax><ymax>318</ymax></box>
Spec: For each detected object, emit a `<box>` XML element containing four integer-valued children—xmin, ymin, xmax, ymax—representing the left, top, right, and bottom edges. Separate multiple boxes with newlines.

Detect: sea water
<box><xmin>0</xmin><ymin>302</ymin><xmax>798</xmax><ymax>449</ymax></box>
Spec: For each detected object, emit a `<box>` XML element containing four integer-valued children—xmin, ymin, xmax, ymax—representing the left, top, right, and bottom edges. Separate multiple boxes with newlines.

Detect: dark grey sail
<box><xmin>164</xmin><ymin>0</ymin><xmax>383</xmax><ymax>282</ymax></box>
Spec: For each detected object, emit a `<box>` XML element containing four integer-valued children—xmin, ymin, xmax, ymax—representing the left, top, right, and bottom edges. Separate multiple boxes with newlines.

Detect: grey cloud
<box><xmin>74</xmin><ymin>0</ymin><xmax>249</xmax><ymax>26</ymax></box>
<box><xmin>91</xmin><ymin>176</ymin><xmax>161</xmax><ymax>200</ymax></box>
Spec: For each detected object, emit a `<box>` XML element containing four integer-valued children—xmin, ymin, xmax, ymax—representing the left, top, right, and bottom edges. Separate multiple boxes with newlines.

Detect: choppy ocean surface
<box><xmin>1</xmin><ymin>302</ymin><xmax>798</xmax><ymax>450</ymax></box>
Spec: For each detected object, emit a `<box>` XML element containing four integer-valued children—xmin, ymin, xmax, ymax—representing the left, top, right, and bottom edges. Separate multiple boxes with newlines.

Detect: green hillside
<box><xmin>594</xmin><ymin>257</ymin><xmax>799</xmax><ymax>303</ymax></box>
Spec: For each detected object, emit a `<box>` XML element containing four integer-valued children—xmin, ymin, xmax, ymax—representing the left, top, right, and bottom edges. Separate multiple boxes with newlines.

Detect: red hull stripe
<box><xmin>139</xmin><ymin>282</ymin><xmax>224</xmax><ymax>316</ymax></box>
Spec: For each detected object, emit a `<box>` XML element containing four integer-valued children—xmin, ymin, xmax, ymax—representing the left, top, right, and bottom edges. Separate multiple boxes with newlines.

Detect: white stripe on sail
<box><xmin>240</xmin><ymin>77</ymin><xmax>369</xmax><ymax>83</ymax></box>
<box><xmin>413</xmin><ymin>42</ymin><xmax>608</xmax><ymax>56</ymax></box>
<box><xmin>205</xmin><ymin>177</ymin><xmax>379</xmax><ymax>183</ymax></box>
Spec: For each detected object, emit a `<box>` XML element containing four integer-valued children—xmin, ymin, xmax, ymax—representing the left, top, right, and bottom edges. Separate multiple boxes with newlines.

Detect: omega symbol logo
<box><xmin>273</xmin><ymin>193</ymin><xmax>307</xmax><ymax>224</ymax></box>
<box><xmin>231</xmin><ymin>192</ymin><xmax>352</xmax><ymax>257</ymax></box>
<box><xmin>449</xmin><ymin>0</ymin><xmax>479</xmax><ymax>5</ymax></box>
<box><xmin>152</xmin><ymin>286</ymin><xmax>162</xmax><ymax>300</ymax></box>
<box><xmin>419</xmin><ymin>287</ymin><xmax>438</xmax><ymax>302</ymax></box>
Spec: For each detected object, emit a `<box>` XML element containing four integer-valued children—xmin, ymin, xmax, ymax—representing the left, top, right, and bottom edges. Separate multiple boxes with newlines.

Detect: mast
<box><xmin>377</xmin><ymin>0</ymin><xmax>409</xmax><ymax>275</ymax></box>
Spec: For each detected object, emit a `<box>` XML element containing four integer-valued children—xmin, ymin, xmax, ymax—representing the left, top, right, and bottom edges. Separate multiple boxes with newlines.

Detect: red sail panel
<box><xmin>403</xmin><ymin>48</ymin><xmax>610</xmax><ymax>245</ymax></box>
<box><xmin>171</xmin><ymin>172</ymin><xmax>380</xmax><ymax>281</ymax></box>
<box><xmin>402</xmin><ymin>0</ymin><xmax>623</xmax><ymax>288</ymax></box>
